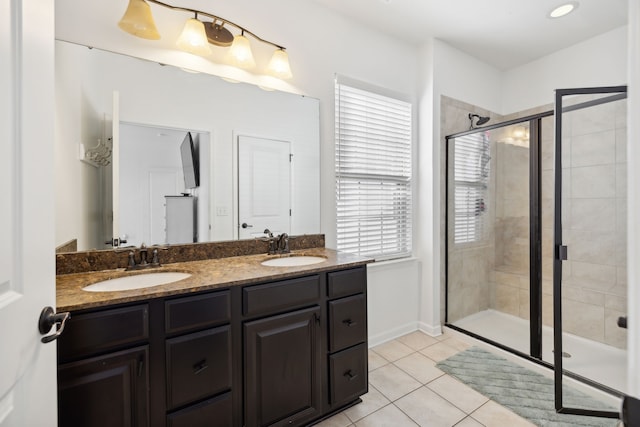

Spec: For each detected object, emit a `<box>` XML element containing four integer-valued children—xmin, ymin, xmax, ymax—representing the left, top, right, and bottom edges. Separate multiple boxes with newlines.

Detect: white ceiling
<box><xmin>312</xmin><ymin>0</ymin><xmax>628</xmax><ymax>70</ymax></box>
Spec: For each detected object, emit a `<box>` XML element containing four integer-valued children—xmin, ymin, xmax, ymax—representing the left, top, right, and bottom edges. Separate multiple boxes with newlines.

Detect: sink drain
<box><xmin>552</xmin><ymin>350</ymin><xmax>572</xmax><ymax>358</ymax></box>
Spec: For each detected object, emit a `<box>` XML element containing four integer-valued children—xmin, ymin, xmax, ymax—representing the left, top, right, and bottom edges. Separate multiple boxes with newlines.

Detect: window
<box><xmin>335</xmin><ymin>77</ymin><xmax>412</xmax><ymax>260</ymax></box>
<box><xmin>453</xmin><ymin>132</ymin><xmax>490</xmax><ymax>244</ymax></box>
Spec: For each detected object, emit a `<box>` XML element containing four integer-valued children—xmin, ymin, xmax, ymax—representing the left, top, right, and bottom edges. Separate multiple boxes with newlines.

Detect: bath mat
<box><xmin>436</xmin><ymin>347</ymin><xmax>619</xmax><ymax>427</ymax></box>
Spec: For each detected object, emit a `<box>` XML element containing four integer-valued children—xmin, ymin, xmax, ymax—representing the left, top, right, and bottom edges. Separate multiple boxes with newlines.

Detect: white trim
<box><xmin>418</xmin><ymin>321</ymin><xmax>443</xmax><ymax>337</ymax></box>
<box><xmin>627</xmin><ymin>0</ymin><xmax>640</xmax><ymax>398</ymax></box>
<box><xmin>367</xmin><ymin>322</ymin><xmax>419</xmax><ymax>348</ymax></box>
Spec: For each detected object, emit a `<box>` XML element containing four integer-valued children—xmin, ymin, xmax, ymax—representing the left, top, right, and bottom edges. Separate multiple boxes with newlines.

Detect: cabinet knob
<box><xmin>342</xmin><ymin>319</ymin><xmax>357</xmax><ymax>327</ymax></box>
<box><xmin>344</xmin><ymin>370</ymin><xmax>358</xmax><ymax>381</ymax></box>
<box><xmin>193</xmin><ymin>359</ymin><xmax>209</xmax><ymax>375</ymax></box>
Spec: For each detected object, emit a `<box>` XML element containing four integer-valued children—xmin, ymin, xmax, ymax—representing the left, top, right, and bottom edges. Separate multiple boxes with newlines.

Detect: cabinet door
<box><xmin>244</xmin><ymin>306</ymin><xmax>322</xmax><ymax>427</ymax></box>
<box><xmin>58</xmin><ymin>346</ymin><xmax>149</xmax><ymax>427</ymax></box>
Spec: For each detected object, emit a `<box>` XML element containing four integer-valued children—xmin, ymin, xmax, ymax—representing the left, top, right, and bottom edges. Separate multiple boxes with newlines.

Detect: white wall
<box><xmin>416</xmin><ymin>39</ymin><xmax>504</xmax><ymax>334</ymax></box>
<box><xmin>627</xmin><ymin>0</ymin><xmax>640</xmax><ymax>397</ymax></box>
<box><xmin>502</xmin><ymin>26</ymin><xmax>628</xmax><ymax>113</ymax></box>
<box><xmin>54</xmin><ymin>0</ymin><xmax>422</xmax><ymax>342</ymax></box>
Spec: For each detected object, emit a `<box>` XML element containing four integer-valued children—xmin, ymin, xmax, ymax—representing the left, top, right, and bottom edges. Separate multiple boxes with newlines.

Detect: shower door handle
<box><xmin>617</xmin><ymin>316</ymin><xmax>627</xmax><ymax>329</ymax></box>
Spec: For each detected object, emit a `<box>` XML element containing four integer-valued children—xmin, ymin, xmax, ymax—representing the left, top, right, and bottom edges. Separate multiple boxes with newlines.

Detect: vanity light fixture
<box><xmin>118</xmin><ymin>0</ymin><xmax>160</xmax><ymax>40</ymax></box>
<box><xmin>228</xmin><ymin>31</ymin><xmax>256</xmax><ymax>69</ymax></box>
<box><xmin>176</xmin><ymin>14</ymin><xmax>212</xmax><ymax>56</ymax></box>
<box><xmin>548</xmin><ymin>2</ymin><xmax>579</xmax><ymax>18</ymax></box>
<box><xmin>267</xmin><ymin>49</ymin><xmax>293</xmax><ymax>80</ymax></box>
<box><xmin>118</xmin><ymin>0</ymin><xmax>292</xmax><ymax>78</ymax></box>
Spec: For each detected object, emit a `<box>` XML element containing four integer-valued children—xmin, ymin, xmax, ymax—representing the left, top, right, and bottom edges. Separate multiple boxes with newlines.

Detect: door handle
<box><xmin>38</xmin><ymin>306</ymin><xmax>71</xmax><ymax>343</ymax></box>
<box><xmin>241</xmin><ymin>222</ymin><xmax>253</xmax><ymax>229</ymax></box>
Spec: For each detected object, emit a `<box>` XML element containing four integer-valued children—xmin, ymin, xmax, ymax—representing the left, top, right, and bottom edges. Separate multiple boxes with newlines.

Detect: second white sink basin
<box><xmin>83</xmin><ymin>272</ymin><xmax>191</xmax><ymax>292</ymax></box>
<box><xmin>261</xmin><ymin>256</ymin><xmax>327</xmax><ymax>267</ymax></box>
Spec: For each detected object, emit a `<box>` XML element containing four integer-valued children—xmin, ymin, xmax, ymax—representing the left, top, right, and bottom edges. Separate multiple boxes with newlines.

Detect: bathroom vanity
<box><xmin>55</xmin><ymin>247</ymin><xmax>370</xmax><ymax>427</ymax></box>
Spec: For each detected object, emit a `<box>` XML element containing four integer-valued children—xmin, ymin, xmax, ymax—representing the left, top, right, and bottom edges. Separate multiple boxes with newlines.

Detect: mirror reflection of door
<box><xmin>115</xmin><ymin>123</ymin><xmax>207</xmax><ymax>247</ymax></box>
<box><xmin>238</xmin><ymin>135</ymin><xmax>291</xmax><ymax>239</ymax></box>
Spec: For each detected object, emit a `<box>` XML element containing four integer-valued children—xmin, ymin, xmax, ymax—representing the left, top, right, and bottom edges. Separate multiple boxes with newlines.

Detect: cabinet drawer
<box><xmin>167</xmin><ymin>392</ymin><xmax>232</xmax><ymax>427</ymax></box>
<box><xmin>243</xmin><ymin>275</ymin><xmax>320</xmax><ymax>317</ymax></box>
<box><xmin>327</xmin><ymin>267</ymin><xmax>366</xmax><ymax>299</ymax></box>
<box><xmin>328</xmin><ymin>294</ymin><xmax>366</xmax><ymax>352</ymax></box>
<box><xmin>165</xmin><ymin>290</ymin><xmax>230</xmax><ymax>335</ymax></box>
<box><xmin>166</xmin><ymin>325</ymin><xmax>232</xmax><ymax>410</ymax></box>
<box><xmin>329</xmin><ymin>343</ymin><xmax>368</xmax><ymax>405</ymax></box>
<box><xmin>58</xmin><ymin>304</ymin><xmax>149</xmax><ymax>361</ymax></box>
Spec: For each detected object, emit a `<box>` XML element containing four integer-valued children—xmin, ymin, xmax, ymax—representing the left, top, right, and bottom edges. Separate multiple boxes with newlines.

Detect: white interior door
<box><xmin>238</xmin><ymin>136</ymin><xmax>291</xmax><ymax>239</ymax></box>
<box><xmin>0</xmin><ymin>0</ymin><xmax>57</xmax><ymax>425</ymax></box>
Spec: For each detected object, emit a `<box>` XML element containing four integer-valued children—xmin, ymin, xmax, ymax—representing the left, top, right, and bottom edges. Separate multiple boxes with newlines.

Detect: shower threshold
<box><xmin>452</xmin><ymin>309</ymin><xmax>628</xmax><ymax>394</ymax></box>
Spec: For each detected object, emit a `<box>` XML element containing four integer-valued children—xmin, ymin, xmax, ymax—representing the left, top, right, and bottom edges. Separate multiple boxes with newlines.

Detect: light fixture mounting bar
<box><xmin>146</xmin><ymin>0</ymin><xmax>286</xmax><ymax>50</ymax></box>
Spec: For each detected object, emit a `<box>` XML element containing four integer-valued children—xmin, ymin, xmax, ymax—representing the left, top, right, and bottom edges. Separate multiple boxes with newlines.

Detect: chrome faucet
<box><xmin>259</xmin><ymin>229</ymin><xmax>290</xmax><ymax>255</ymax></box>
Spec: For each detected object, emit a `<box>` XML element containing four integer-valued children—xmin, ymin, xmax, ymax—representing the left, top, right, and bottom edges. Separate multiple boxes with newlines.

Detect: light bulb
<box><xmin>176</xmin><ymin>18</ymin><xmax>212</xmax><ymax>56</ymax></box>
<box><xmin>228</xmin><ymin>34</ymin><xmax>256</xmax><ymax>69</ymax></box>
<box><xmin>267</xmin><ymin>49</ymin><xmax>293</xmax><ymax>80</ymax></box>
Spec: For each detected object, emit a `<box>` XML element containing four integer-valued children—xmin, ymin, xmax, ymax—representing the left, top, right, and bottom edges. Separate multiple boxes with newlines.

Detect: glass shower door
<box><xmin>552</xmin><ymin>86</ymin><xmax>627</xmax><ymax>418</ymax></box>
<box><xmin>446</xmin><ymin>122</ymin><xmax>537</xmax><ymax>358</ymax></box>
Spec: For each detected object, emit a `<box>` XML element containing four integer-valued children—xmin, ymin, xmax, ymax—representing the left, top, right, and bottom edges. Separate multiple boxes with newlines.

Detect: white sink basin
<box><xmin>83</xmin><ymin>272</ymin><xmax>191</xmax><ymax>292</ymax></box>
<box><xmin>261</xmin><ymin>256</ymin><xmax>327</xmax><ymax>267</ymax></box>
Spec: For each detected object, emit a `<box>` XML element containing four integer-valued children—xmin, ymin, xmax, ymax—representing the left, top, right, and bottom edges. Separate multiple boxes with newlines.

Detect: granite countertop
<box><xmin>56</xmin><ymin>248</ymin><xmax>372</xmax><ymax>312</ymax></box>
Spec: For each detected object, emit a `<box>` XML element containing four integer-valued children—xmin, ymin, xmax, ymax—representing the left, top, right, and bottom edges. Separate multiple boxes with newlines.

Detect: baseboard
<box><xmin>418</xmin><ymin>321</ymin><xmax>442</xmax><ymax>337</ymax></box>
<box><xmin>367</xmin><ymin>322</ymin><xmax>419</xmax><ymax>347</ymax></box>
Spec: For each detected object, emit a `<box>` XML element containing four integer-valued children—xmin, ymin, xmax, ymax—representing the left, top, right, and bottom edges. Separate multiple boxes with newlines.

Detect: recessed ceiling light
<box><xmin>549</xmin><ymin>2</ymin><xmax>579</xmax><ymax>18</ymax></box>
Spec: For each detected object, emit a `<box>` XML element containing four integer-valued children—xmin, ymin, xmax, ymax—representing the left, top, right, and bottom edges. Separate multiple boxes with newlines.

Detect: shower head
<box><xmin>469</xmin><ymin>113</ymin><xmax>490</xmax><ymax>129</ymax></box>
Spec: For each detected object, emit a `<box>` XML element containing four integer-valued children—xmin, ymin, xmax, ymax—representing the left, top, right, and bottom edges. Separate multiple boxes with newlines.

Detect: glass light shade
<box><xmin>118</xmin><ymin>0</ymin><xmax>160</xmax><ymax>40</ymax></box>
<box><xmin>176</xmin><ymin>18</ymin><xmax>212</xmax><ymax>56</ymax></box>
<box><xmin>228</xmin><ymin>34</ymin><xmax>256</xmax><ymax>69</ymax></box>
<box><xmin>267</xmin><ymin>49</ymin><xmax>293</xmax><ymax>80</ymax></box>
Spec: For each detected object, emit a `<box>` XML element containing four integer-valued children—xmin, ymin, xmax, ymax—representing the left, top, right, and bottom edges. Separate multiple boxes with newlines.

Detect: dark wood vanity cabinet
<box><xmin>57</xmin><ymin>265</ymin><xmax>368</xmax><ymax>427</ymax></box>
<box><xmin>327</xmin><ymin>269</ymin><xmax>368</xmax><ymax>408</ymax></box>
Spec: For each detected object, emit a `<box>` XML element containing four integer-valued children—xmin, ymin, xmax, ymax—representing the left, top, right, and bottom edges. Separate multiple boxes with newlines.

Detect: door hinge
<box><xmin>289</xmin><ymin>209</ymin><xmax>292</xmax><ymax>216</ymax></box>
<box><xmin>289</xmin><ymin>153</ymin><xmax>293</xmax><ymax>162</ymax></box>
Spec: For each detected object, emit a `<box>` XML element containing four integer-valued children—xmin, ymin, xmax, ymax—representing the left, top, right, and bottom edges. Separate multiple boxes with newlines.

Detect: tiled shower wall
<box><xmin>442</xmin><ymin>96</ymin><xmax>502</xmax><ymax>323</ymax></box>
<box><xmin>444</xmin><ymin>95</ymin><xmax>628</xmax><ymax>350</ymax></box>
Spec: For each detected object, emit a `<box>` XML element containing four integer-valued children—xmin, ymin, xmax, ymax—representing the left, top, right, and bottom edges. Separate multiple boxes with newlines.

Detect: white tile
<box><xmin>396</xmin><ymin>331</ymin><xmax>439</xmax><ymax>351</ymax></box>
<box><xmin>395</xmin><ymin>386</ymin><xmax>466</xmax><ymax>427</ymax></box>
<box><xmin>368</xmin><ymin>349</ymin><xmax>389</xmax><ymax>371</ymax></box>
<box><xmin>427</xmin><ymin>375</ymin><xmax>489</xmax><ymax>414</ymax></box>
<box><xmin>368</xmin><ymin>364</ymin><xmax>422</xmax><ymax>402</ymax></box>
<box><xmin>394</xmin><ymin>352</ymin><xmax>445</xmax><ymax>384</ymax></box>
<box><xmin>471</xmin><ymin>400</ymin><xmax>536</xmax><ymax>427</ymax></box>
<box><xmin>420</xmin><ymin>342</ymin><xmax>460</xmax><ymax>362</ymax></box>
<box><xmin>455</xmin><ymin>416</ymin><xmax>485</xmax><ymax>427</ymax></box>
<box><xmin>314</xmin><ymin>412</ymin><xmax>353</xmax><ymax>427</ymax></box>
<box><xmin>354</xmin><ymin>404</ymin><xmax>418</xmax><ymax>427</ymax></box>
<box><xmin>373</xmin><ymin>340</ymin><xmax>414</xmax><ymax>362</ymax></box>
<box><xmin>344</xmin><ymin>385</ymin><xmax>390</xmax><ymax>423</ymax></box>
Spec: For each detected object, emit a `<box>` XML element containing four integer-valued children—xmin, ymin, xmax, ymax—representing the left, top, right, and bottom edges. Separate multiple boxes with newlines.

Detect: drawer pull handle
<box><xmin>344</xmin><ymin>370</ymin><xmax>358</xmax><ymax>381</ymax></box>
<box><xmin>343</xmin><ymin>319</ymin><xmax>357</xmax><ymax>327</ymax></box>
<box><xmin>193</xmin><ymin>359</ymin><xmax>208</xmax><ymax>375</ymax></box>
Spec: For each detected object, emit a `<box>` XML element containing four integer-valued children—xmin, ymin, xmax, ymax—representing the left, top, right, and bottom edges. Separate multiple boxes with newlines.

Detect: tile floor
<box><xmin>316</xmin><ymin>330</ymin><xmax>536</xmax><ymax>427</ymax></box>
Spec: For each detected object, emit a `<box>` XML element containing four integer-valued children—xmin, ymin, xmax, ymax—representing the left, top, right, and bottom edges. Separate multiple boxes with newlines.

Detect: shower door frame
<box><xmin>444</xmin><ymin>92</ymin><xmax>629</xmax><ymax>400</ymax></box>
<box><xmin>444</xmin><ymin>111</ymin><xmax>551</xmax><ymax>363</ymax></box>
<box><xmin>552</xmin><ymin>85</ymin><xmax>627</xmax><ymax>419</ymax></box>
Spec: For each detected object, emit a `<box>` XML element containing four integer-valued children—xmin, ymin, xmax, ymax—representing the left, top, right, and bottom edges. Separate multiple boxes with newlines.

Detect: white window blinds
<box><xmin>453</xmin><ymin>132</ymin><xmax>490</xmax><ymax>244</ymax></box>
<box><xmin>335</xmin><ymin>78</ymin><xmax>412</xmax><ymax>260</ymax></box>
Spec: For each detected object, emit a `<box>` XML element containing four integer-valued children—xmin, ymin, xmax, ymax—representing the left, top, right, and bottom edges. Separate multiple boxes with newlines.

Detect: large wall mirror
<box><xmin>55</xmin><ymin>40</ymin><xmax>320</xmax><ymax>252</ymax></box>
